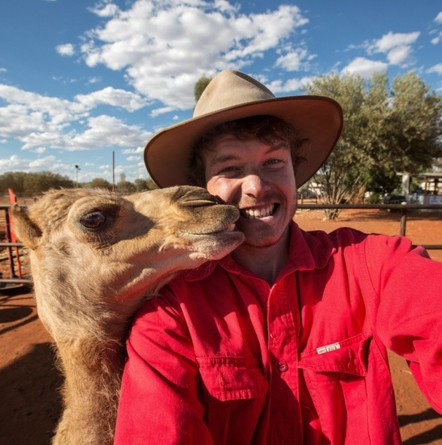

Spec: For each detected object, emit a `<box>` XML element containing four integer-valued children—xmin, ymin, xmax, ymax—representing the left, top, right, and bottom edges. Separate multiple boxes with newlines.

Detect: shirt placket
<box><xmin>267</xmin><ymin>274</ymin><xmax>302</xmax><ymax>442</ymax></box>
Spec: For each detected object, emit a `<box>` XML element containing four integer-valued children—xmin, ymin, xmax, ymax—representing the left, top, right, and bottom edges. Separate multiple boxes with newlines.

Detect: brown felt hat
<box><xmin>144</xmin><ymin>70</ymin><xmax>343</xmax><ymax>188</ymax></box>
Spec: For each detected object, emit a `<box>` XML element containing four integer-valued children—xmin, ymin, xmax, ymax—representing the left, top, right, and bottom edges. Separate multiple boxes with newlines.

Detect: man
<box><xmin>114</xmin><ymin>70</ymin><xmax>442</xmax><ymax>444</ymax></box>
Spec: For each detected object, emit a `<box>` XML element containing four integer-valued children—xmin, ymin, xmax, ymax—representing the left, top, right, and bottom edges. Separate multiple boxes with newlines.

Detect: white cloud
<box><xmin>266</xmin><ymin>76</ymin><xmax>316</xmax><ymax>94</ymax></box>
<box><xmin>126</xmin><ymin>155</ymin><xmax>141</xmax><ymax>162</ymax></box>
<box><xmin>275</xmin><ymin>48</ymin><xmax>310</xmax><ymax>72</ymax></box>
<box><xmin>0</xmin><ymin>155</ymin><xmax>26</xmax><ymax>171</ymax></box>
<box><xmin>0</xmin><ymin>84</ymin><xmax>86</xmax><ymax>125</ymax></box>
<box><xmin>19</xmin><ymin>115</ymin><xmax>148</xmax><ymax>151</ymax></box>
<box><xmin>56</xmin><ymin>43</ymin><xmax>75</xmax><ymax>56</ymax></box>
<box><xmin>75</xmin><ymin>87</ymin><xmax>148</xmax><ymax>111</ymax></box>
<box><xmin>341</xmin><ymin>57</ymin><xmax>388</xmax><ymax>79</ymax></box>
<box><xmin>150</xmin><ymin>106</ymin><xmax>175</xmax><ymax>117</ymax></box>
<box><xmin>80</xmin><ymin>0</ymin><xmax>309</xmax><ymax>109</ymax></box>
<box><xmin>0</xmin><ymin>154</ymin><xmax>63</xmax><ymax>174</ymax></box>
<box><xmin>122</xmin><ymin>147</ymin><xmax>144</xmax><ymax>154</ymax></box>
<box><xmin>89</xmin><ymin>1</ymin><xmax>120</xmax><ymax>17</ymax></box>
<box><xmin>428</xmin><ymin>63</ymin><xmax>442</xmax><ymax>75</ymax></box>
<box><xmin>64</xmin><ymin>115</ymin><xmax>147</xmax><ymax>150</ymax></box>
<box><xmin>372</xmin><ymin>31</ymin><xmax>419</xmax><ymax>53</ymax></box>
<box><xmin>430</xmin><ymin>12</ymin><xmax>442</xmax><ymax>45</ymax></box>
<box><xmin>0</xmin><ymin>83</ymin><xmax>149</xmax><ymax>151</ymax></box>
<box><xmin>386</xmin><ymin>45</ymin><xmax>411</xmax><ymax>65</ymax></box>
<box><xmin>367</xmin><ymin>31</ymin><xmax>419</xmax><ymax>66</ymax></box>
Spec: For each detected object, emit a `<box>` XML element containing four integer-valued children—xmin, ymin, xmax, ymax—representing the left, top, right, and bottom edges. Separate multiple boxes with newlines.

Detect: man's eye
<box><xmin>219</xmin><ymin>166</ymin><xmax>240</xmax><ymax>174</ymax></box>
<box><xmin>265</xmin><ymin>158</ymin><xmax>284</xmax><ymax>166</ymax></box>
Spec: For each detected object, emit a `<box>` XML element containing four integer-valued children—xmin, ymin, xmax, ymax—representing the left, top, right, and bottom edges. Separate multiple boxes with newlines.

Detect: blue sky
<box><xmin>0</xmin><ymin>0</ymin><xmax>441</xmax><ymax>183</ymax></box>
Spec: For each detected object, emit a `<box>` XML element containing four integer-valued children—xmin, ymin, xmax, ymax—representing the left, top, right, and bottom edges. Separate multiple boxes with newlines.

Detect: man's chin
<box><xmin>240</xmin><ymin>231</ymin><xmax>288</xmax><ymax>250</ymax></box>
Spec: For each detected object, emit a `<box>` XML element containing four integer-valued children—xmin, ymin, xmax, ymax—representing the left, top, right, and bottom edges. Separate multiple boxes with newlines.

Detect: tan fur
<box><xmin>11</xmin><ymin>186</ymin><xmax>244</xmax><ymax>445</ymax></box>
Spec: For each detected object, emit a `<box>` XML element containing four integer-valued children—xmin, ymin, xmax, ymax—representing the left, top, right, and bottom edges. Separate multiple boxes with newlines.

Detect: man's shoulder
<box><xmin>296</xmin><ymin>224</ymin><xmax>414</xmax><ymax>262</ymax></box>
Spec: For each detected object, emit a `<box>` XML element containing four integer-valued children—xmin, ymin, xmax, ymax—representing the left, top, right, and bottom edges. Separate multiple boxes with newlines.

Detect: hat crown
<box><xmin>193</xmin><ymin>70</ymin><xmax>275</xmax><ymax>117</ymax></box>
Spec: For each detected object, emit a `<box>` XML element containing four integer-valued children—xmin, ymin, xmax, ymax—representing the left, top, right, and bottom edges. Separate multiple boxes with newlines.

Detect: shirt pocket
<box><xmin>196</xmin><ymin>356</ymin><xmax>268</xmax><ymax>402</ymax></box>
<box><xmin>298</xmin><ymin>331</ymin><xmax>371</xmax><ymax>382</ymax></box>
<box><xmin>298</xmin><ymin>332</ymin><xmax>373</xmax><ymax>444</ymax></box>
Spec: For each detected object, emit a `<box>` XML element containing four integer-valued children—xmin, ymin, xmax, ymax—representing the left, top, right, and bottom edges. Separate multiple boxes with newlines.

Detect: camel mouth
<box><xmin>179</xmin><ymin>198</ymin><xmax>218</xmax><ymax>208</ymax></box>
<box><xmin>184</xmin><ymin>228</ymin><xmax>245</xmax><ymax>245</ymax></box>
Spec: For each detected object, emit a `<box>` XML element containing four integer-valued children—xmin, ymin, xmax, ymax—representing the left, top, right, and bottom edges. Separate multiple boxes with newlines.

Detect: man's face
<box><xmin>203</xmin><ymin>135</ymin><xmax>297</xmax><ymax>249</ymax></box>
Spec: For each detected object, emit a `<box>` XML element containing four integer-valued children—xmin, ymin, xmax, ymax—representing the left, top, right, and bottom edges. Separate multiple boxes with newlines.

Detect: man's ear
<box><xmin>10</xmin><ymin>204</ymin><xmax>42</xmax><ymax>250</ymax></box>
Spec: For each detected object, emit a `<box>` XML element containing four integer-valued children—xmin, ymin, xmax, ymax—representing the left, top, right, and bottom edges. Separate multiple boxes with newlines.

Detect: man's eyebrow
<box><xmin>266</xmin><ymin>141</ymin><xmax>289</xmax><ymax>152</ymax></box>
<box><xmin>208</xmin><ymin>141</ymin><xmax>289</xmax><ymax>167</ymax></box>
<box><xmin>208</xmin><ymin>154</ymin><xmax>239</xmax><ymax>167</ymax></box>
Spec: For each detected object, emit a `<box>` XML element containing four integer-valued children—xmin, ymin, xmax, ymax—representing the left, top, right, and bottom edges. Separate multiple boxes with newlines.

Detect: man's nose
<box><xmin>242</xmin><ymin>173</ymin><xmax>269</xmax><ymax>197</ymax></box>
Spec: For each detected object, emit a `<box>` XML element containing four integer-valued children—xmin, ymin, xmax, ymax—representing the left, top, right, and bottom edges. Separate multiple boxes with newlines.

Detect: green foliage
<box><xmin>133</xmin><ymin>178</ymin><xmax>158</xmax><ymax>190</ymax></box>
<box><xmin>304</xmin><ymin>71</ymin><xmax>441</xmax><ymax>219</ymax></box>
<box><xmin>364</xmin><ymin>167</ymin><xmax>401</xmax><ymax>196</ymax></box>
<box><xmin>0</xmin><ymin>171</ymin><xmax>75</xmax><ymax>195</ymax></box>
<box><xmin>117</xmin><ymin>180</ymin><xmax>136</xmax><ymax>195</ymax></box>
<box><xmin>86</xmin><ymin>178</ymin><xmax>114</xmax><ymax>190</ymax></box>
<box><xmin>133</xmin><ymin>178</ymin><xmax>149</xmax><ymax>191</ymax></box>
<box><xmin>194</xmin><ymin>76</ymin><xmax>212</xmax><ymax>103</ymax></box>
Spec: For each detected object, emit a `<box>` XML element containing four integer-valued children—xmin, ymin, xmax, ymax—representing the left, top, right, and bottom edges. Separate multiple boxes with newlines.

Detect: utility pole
<box><xmin>112</xmin><ymin>151</ymin><xmax>115</xmax><ymax>192</ymax></box>
<box><xmin>75</xmin><ymin>164</ymin><xmax>81</xmax><ymax>187</ymax></box>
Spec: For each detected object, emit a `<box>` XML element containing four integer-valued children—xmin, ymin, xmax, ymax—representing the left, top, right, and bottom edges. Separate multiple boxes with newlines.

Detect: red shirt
<box><xmin>115</xmin><ymin>223</ymin><xmax>442</xmax><ymax>444</ymax></box>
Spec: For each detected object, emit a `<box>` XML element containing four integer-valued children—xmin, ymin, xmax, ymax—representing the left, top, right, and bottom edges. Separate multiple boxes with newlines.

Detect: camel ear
<box><xmin>10</xmin><ymin>204</ymin><xmax>42</xmax><ymax>250</ymax></box>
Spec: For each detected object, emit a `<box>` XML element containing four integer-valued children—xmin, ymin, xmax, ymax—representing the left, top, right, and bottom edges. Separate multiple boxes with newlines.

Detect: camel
<box><xmin>11</xmin><ymin>185</ymin><xmax>244</xmax><ymax>445</ymax></box>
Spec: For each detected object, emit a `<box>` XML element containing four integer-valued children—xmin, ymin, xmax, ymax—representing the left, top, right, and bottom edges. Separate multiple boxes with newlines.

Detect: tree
<box><xmin>387</xmin><ymin>72</ymin><xmax>442</xmax><ymax>173</ymax></box>
<box><xmin>304</xmin><ymin>74</ymin><xmax>383</xmax><ymax>218</ymax></box>
<box><xmin>194</xmin><ymin>76</ymin><xmax>212</xmax><ymax>103</ymax></box>
<box><xmin>134</xmin><ymin>178</ymin><xmax>149</xmax><ymax>191</ymax></box>
<box><xmin>87</xmin><ymin>178</ymin><xmax>113</xmax><ymax>190</ymax></box>
<box><xmin>117</xmin><ymin>176</ymin><xmax>136</xmax><ymax>194</ymax></box>
<box><xmin>304</xmin><ymin>72</ymin><xmax>441</xmax><ymax>219</ymax></box>
<box><xmin>0</xmin><ymin>171</ymin><xmax>75</xmax><ymax>195</ymax></box>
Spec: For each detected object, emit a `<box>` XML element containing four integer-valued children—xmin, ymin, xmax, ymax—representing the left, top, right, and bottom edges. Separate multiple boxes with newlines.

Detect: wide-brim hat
<box><xmin>144</xmin><ymin>70</ymin><xmax>343</xmax><ymax>188</ymax></box>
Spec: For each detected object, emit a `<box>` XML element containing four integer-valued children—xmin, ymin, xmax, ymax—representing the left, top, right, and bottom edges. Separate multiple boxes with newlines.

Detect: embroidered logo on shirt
<box><xmin>316</xmin><ymin>342</ymin><xmax>341</xmax><ymax>355</ymax></box>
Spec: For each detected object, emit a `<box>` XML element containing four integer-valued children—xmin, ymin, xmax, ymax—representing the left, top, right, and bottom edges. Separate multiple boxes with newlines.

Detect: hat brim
<box><xmin>144</xmin><ymin>95</ymin><xmax>343</xmax><ymax>188</ymax></box>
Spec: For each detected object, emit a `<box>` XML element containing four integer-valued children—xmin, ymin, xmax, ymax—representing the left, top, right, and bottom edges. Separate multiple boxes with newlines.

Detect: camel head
<box><xmin>11</xmin><ymin>186</ymin><xmax>244</xmax><ymax>339</ymax></box>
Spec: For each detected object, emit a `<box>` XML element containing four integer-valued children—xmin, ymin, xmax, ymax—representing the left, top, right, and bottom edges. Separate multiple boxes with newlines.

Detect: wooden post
<box><xmin>400</xmin><ymin>208</ymin><xmax>407</xmax><ymax>237</ymax></box>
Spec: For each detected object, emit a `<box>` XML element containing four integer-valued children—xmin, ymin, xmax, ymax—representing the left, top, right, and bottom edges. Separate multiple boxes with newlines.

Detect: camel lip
<box><xmin>183</xmin><ymin>227</ymin><xmax>244</xmax><ymax>240</ymax></box>
<box><xmin>179</xmin><ymin>198</ymin><xmax>218</xmax><ymax>208</ymax></box>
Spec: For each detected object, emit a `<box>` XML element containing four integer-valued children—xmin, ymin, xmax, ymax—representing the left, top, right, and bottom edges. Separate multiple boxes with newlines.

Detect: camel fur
<box><xmin>11</xmin><ymin>186</ymin><xmax>244</xmax><ymax>445</ymax></box>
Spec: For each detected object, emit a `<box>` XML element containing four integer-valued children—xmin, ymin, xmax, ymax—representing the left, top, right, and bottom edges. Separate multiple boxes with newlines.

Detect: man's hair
<box><xmin>188</xmin><ymin>115</ymin><xmax>305</xmax><ymax>186</ymax></box>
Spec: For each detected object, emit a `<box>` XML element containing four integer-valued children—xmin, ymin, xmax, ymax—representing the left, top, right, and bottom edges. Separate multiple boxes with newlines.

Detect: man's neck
<box><xmin>232</xmin><ymin>228</ymin><xmax>291</xmax><ymax>285</ymax></box>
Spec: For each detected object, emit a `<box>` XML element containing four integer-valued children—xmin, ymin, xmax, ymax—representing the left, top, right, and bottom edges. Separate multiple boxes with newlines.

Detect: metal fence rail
<box><xmin>297</xmin><ymin>203</ymin><xmax>442</xmax><ymax>250</ymax></box>
<box><xmin>1</xmin><ymin>202</ymin><xmax>442</xmax><ymax>286</ymax></box>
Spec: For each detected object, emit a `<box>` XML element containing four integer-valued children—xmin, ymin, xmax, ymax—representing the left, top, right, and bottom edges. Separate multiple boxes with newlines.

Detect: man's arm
<box><xmin>367</xmin><ymin>237</ymin><xmax>442</xmax><ymax>413</ymax></box>
<box><xmin>114</xmin><ymin>289</ymin><xmax>213</xmax><ymax>444</ymax></box>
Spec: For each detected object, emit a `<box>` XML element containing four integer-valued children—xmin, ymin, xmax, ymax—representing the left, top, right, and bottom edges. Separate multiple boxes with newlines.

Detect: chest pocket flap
<box><xmin>197</xmin><ymin>356</ymin><xmax>268</xmax><ymax>402</ymax></box>
<box><xmin>298</xmin><ymin>332</ymin><xmax>372</xmax><ymax>378</ymax></box>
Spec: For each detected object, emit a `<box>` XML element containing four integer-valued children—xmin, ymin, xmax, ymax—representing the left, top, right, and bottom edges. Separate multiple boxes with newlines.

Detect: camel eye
<box><xmin>79</xmin><ymin>211</ymin><xmax>107</xmax><ymax>230</ymax></box>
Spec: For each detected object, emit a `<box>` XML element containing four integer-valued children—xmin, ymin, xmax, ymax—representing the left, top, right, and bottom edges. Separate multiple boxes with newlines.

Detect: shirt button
<box><xmin>278</xmin><ymin>361</ymin><xmax>289</xmax><ymax>372</ymax></box>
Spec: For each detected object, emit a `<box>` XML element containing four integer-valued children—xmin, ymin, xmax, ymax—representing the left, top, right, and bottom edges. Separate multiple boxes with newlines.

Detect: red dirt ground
<box><xmin>0</xmin><ymin>207</ymin><xmax>441</xmax><ymax>444</ymax></box>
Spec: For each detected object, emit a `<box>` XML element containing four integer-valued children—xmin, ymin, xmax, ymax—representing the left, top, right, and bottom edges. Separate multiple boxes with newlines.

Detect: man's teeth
<box><xmin>241</xmin><ymin>204</ymin><xmax>275</xmax><ymax>219</ymax></box>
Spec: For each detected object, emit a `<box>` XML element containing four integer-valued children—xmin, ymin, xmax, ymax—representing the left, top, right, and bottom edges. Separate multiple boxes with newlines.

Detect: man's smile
<box><xmin>239</xmin><ymin>203</ymin><xmax>279</xmax><ymax>219</ymax></box>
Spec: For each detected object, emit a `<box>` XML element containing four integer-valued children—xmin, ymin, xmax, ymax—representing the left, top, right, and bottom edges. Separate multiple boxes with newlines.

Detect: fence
<box><xmin>1</xmin><ymin>202</ymin><xmax>441</xmax><ymax>287</ymax></box>
<box><xmin>297</xmin><ymin>203</ymin><xmax>442</xmax><ymax>251</ymax></box>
